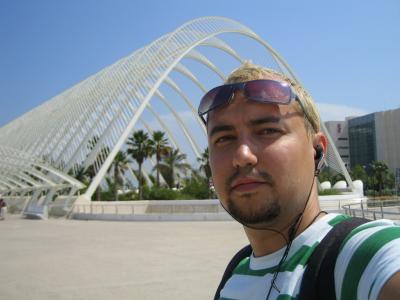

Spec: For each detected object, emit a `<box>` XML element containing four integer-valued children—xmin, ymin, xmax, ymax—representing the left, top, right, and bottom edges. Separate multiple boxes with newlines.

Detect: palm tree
<box><xmin>151</xmin><ymin>131</ymin><xmax>170</xmax><ymax>186</ymax></box>
<box><xmin>127</xmin><ymin>130</ymin><xmax>153</xmax><ymax>200</ymax></box>
<box><xmin>110</xmin><ymin>151</ymin><xmax>131</xmax><ymax>201</ymax></box>
<box><xmin>69</xmin><ymin>163</ymin><xmax>87</xmax><ymax>183</ymax></box>
<box><xmin>197</xmin><ymin>147</ymin><xmax>213</xmax><ymax>198</ymax></box>
<box><xmin>198</xmin><ymin>148</ymin><xmax>211</xmax><ymax>181</ymax></box>
<box><xmin>369</xmin><ymin>161</ymin><xmax>389</xmax><ymax>195</ymax></box>
<box><xmin>85</xmin><ymin>136</ymin><xmax>104</xmax><ymax>201</ymax></box>
<box><xmin>159</xmin><ymin>148</ymin><xmax>191</xmax><ymax>188</ymax></box>
<box><xmin>351</xmin><ymin>165</ymin><xmax>368</xmax><ymax>186</ymax></box>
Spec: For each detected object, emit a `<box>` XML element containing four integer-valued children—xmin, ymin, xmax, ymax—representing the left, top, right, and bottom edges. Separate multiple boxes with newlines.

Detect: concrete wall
<box><xmin>71</xmin><ymin>196</ymin><xmax>364</xmax><ymax>221</ymax></box>
<box><xmin>5</xmin><ymin>195</ymin><xmax>365</xmax><ymax>221</ymax></box>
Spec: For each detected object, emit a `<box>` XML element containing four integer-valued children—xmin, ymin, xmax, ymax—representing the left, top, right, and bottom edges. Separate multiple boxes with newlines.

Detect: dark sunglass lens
<box><xmin>199</xmin><ymin>88</ymin><xmax>218</xmax><ymax>115</ymax></box>
<box><xmin>199</xmin><ymin>85</ymin><xmax>232</xmax><ymax>115</ymax></box>
<box><xmin>246</xmin><ymin>80</ymin><xmax>291</xmax><ymax>103</ymax></box>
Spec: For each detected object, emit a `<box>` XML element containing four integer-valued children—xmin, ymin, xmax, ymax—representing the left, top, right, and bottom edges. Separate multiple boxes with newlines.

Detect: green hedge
<box><xmin>319</xmin><ymin>189</ymin><xmax>341</xmax><ymax>195</ymax></box>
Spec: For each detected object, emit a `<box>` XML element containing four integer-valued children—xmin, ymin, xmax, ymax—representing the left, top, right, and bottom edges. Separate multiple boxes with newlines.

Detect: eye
<box><xmin>214</xmin><ymin>135</ymin><xmax>235</xmax><ymax>145</ymax></box>
<box><xmin>258</xmin><ymin>127</ymin><xmax>281</xmax><ymax>135</ymax></box>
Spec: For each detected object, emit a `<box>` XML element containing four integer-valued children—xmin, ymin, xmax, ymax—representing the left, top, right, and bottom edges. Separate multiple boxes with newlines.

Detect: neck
<box><xmin>244</xmin><ymin>186</ymin><xmax>323</xmax><ymax>257</ymax></box>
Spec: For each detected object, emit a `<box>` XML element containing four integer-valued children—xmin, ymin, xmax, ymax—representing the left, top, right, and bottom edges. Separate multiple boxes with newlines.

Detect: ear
<box><xmin>313</xmin><ymin>132</ymin><xmax>328</xmax><ymax>156</ymax></box>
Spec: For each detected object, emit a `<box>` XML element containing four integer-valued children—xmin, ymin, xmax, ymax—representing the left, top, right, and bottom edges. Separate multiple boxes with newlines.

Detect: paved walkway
<box><xmin>0</xmin><ymin>215</ymin><xmax>247</xmax><ymax>300</ymax></box>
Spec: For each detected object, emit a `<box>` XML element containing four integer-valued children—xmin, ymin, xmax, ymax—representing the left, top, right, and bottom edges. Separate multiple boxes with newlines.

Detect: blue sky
<box><xmin>1</xmin><ymin>0</ymin><xmax>399</xmax><ymax>128</ymax></box>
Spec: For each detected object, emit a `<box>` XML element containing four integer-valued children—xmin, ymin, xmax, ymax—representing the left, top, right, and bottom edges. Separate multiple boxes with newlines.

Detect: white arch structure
<box><xmin>0</xmin><ymin>17</ymin><xmax>354</xmax><ymax>216</ymax></box>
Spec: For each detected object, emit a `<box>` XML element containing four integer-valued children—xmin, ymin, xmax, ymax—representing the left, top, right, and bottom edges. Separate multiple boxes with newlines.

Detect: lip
<box><xmin>230</xmin><ymin>177</ymin><xmax>267</xmax><ymax>193</ymax></box>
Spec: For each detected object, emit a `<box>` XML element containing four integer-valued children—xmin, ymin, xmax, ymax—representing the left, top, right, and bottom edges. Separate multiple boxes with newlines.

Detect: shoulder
<box><xmin>335</xmin><ymin>219</ymin><xmax>400</xmax><ymax>300</ymax></box>
<box><xmin>338</xmin><ymin>219</ymin><xmax>400</xmax><ymax>256</ymax></box>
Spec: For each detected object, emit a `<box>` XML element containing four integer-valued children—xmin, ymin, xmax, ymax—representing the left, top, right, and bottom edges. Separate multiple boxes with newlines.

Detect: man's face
<box><xmin>207</xmin><ymin>84</ymin><xmax>316</xmax><ymax>228</ymax></box>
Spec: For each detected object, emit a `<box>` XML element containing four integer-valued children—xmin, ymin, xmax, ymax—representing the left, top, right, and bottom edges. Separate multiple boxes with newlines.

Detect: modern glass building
<box><xmin>348</xmin><ymin>108</ymin><xmax>400</xmax><ymax>173</ymax></box>
<box><xmin>348</xmin><ymin>113</ymin><xmax>377</xmax><ymax>168</ymax></box>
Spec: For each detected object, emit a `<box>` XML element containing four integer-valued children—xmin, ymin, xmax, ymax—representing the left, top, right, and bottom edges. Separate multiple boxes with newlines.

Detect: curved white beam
<box><xmin>0</xmin><ymin>16</ymin><xmax>355</xmax><ymax>205</ymax></box>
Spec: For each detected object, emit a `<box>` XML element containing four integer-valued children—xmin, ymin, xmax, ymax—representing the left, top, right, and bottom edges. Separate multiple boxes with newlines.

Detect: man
<box><xmin>198</xmin><ymin>61</ymin><xmax>400</xmax><ymax>300</ymax></box>
<box><xmin>0</xmin><ymin>198</ymin><xmax>6</xmax><ymax>220</ymax></box>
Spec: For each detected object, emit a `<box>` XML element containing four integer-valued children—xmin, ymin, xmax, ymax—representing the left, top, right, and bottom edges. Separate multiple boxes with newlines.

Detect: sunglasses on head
<box><xmin>198</xmin><ymin>79</ymin><xmax>307</xmax><ymax>124</ymax></box>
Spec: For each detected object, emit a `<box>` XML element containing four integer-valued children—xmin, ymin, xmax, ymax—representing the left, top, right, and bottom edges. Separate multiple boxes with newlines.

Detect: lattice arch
<box><xmin>0</xmin><ymin>16</ymin><xmax>353</xmax><ymax>217</ymax></box>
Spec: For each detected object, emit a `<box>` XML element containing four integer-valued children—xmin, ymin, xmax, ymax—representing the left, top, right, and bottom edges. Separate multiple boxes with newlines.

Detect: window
<box><xmin>337</xmin><ymin>124</ymin><xmax>342</xmax><ymax>133</ymax></box>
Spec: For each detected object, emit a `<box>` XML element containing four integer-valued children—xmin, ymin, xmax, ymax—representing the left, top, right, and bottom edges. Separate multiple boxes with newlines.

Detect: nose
<box><xmin>232</xmin><ymin>143</ymin><xmax>258</xmax><ymax>168</ymax></box>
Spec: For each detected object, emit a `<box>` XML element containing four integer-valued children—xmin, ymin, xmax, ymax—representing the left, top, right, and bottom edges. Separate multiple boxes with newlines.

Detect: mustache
<box><xmin>226</xmin><ymin>166</ymin><xmax>274</xmax><ymax>189</ymax></box>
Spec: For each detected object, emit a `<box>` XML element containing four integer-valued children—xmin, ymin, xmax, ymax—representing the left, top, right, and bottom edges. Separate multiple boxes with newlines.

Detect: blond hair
<box><xmin>225</xmin><ymin>61</ymin><xmax>321</xmax><ymax>134</ymax></box>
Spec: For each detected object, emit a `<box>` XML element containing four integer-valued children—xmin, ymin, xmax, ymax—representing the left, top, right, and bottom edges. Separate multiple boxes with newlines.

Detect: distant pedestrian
<box><xmin>0</xmin><ymin>198</ymin><xmax>6</xmax><ymax>220</ymax></box>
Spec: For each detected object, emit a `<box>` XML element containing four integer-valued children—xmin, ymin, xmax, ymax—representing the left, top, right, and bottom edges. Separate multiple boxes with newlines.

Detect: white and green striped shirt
<box><xmin>219</xmin><ymin>213</ymin><xmax>400</xmax><ymax>300</ymax></box>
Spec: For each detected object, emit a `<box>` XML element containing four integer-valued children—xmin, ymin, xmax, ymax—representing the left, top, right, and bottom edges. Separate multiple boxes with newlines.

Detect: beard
<box><xmin>226</xmin><ymin>192</ymin><xmax>281</xmax><ymax>225</ymax></box>
<box><xmin>224</xmin><ymin>168</ymin><xmax>281</xmax><ymax>226</ymax></box>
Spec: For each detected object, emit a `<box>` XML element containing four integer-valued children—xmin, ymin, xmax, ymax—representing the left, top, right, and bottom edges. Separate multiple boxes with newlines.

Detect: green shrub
<box><xmin>366</xmin><ymin>189</ymin><xmax>396</xmax><ymax>197</ymax></box>
<box><xmin>180</xmin><ymin>179</ymin><xmax>210</xmax><ymax>199</ymax></box>
<box><xmin>142</xmin><ymin>186</ymin><xmax>180</xmax><ymax>200</ymax></box>
<box><xmin>319</xmin><ymin>189</ymin><xmax>341</xmax><ymax>195</ymax></box>
<box><xmin>118</xmin><ymin>191</ymin><xmax>136</xmax><ymax>201</ymax></box>
<box><xmin>99</xmin><ymin>190</ymin><xmax>114</xmax><ymax>201</ymax></box>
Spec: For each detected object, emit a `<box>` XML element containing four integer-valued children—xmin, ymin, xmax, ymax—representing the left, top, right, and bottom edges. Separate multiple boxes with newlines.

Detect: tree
<box><xmin>318</xmin><ymin>167</ymin><xmax>334</xmax><ymax>183</ymax></box>
<box><xmin>350</xmin><ymin>165</ymin><xmax>368</xmax><ymax>185</ymax></box>
<box><xmin>198</xmin><ymin>148</ymin><xmax>211</xmax><ymax>180</ymax></box>
<box><xmin>84</xmin><ymin>135</ymin><xmax>110</xmax><ymax>201</ymax></box>
<box><xmin>69</xmin><ymin>163</ymin><xmax>87</xmax><ymax>183</ymax></box>
<box><xmin>158</xmin><ymin>148</ymin><xmax>191</xmax><ymax>188</ymax></box>
<box><xmin>68</xmin><ymin>138</ymin><xmax>106</xmax><ymax>190</ymax></box>
<box><xmin>181</xmin><ymin>175</ymin><xmax>211</xmax><ymax>199</ymax></box>
<box><xmin>150</xmin><ymin>131</ymin><xmax>170</xmax><ymax>186</ymax></box>
<box><xmin>127</xmin><ymin>130</ymin><xmax>153</xmax><ymax>200</ymax></box>
<box><xmin>369</xmin><ymin>161</ymin><xmax>391</xmax><ymax>195</ymax></box>
<box><xmin>110</xmin><ymin>151</ymin><xmax>130</xmax><ymax>201</ymax></box>
<box><xmin>197</xmin><ymin>147</ymin><xmax>213</xmax><ymax>198</ymax></box>
<box><xmin>385</xmin><ymin>172</ymin><xmax>395</xmax><ymax>191</ymax></box>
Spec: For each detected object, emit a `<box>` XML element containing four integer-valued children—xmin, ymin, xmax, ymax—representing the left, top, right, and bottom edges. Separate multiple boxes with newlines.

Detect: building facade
<box><xmin>325</xmin><ymin>107</ymin><xmax>400</xmax><ymax>174</ymax></box>
<box><xmin>348</xmin><ymin>114</ymin><xmax>376</xmax><ymax>168</ymax></box>
<box><xmin>348</xmin><ymin>108</ymin><xmax>400</xmax><ymax>173</ymax></box>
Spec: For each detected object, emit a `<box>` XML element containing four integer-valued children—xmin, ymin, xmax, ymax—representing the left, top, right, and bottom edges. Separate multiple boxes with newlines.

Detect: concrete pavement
<box><xmin>0</xmin><ymin>215</ymin><xmax>247</xmax><ymax>300</ymax></box>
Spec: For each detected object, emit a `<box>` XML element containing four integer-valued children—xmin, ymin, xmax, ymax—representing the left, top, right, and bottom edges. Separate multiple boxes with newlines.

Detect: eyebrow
<box><xmin>208</xmin><ymin>116</ymin><xmax>282</xmax><ymax>138</ymax></box>
<box><xmin>209</xmin><ymin>125</ymin><xmax>234</xmax><ymax>138</ymax></box>
<box><xmin>249</xmin><ymin>116</ymin><xmax>281</xmax><ymax>126</ymax></box>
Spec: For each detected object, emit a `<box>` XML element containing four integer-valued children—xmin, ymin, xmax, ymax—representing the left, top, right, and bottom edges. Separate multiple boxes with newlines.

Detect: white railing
<box><xmin>9</xmin><ymin>195</ymin><xmax>399</xmax><ymax>223</ymax></box>
<box><xmin>342</xmin><ymin>198</ymin><xmax>400</xmax><ymax>221</ymax></box>
<box><xmin>71</xmin><ymin>200</ymin><xmax>231</xmax><ymax>221</ymax></box>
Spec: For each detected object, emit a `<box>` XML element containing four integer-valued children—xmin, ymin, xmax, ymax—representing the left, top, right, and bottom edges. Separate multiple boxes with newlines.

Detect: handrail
<box><xmin>342</xmin><ymin>198</ymin><xmax>400</xmax><ymax>221</ymax></box>
<box><xmin>72</xmin><ymin>200</ymin><xmax>225</xmax><ymax>216</ymax></box>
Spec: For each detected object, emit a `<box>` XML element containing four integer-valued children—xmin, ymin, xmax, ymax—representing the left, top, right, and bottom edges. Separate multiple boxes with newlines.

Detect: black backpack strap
<box><xmin>214</xmin><ymin>244</ymin><xmax>252</xmax><ymax>300</ymax></box>
<box><xmin>299</xmin><ymin>217</ymin><xmax>369</xmax><ymax>300</ymax></box>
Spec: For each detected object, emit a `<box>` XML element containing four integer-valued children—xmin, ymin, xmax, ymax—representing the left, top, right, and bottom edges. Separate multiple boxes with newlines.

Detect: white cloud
<box><xmin>316</xmin><ymin>103</ymin><xmax>369</xmax><ymax>121</ymax></box>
